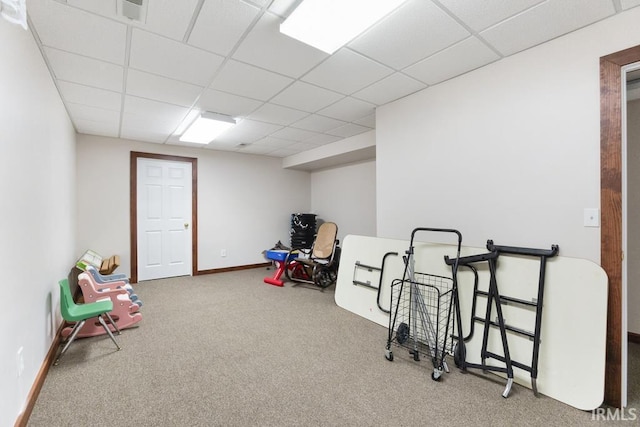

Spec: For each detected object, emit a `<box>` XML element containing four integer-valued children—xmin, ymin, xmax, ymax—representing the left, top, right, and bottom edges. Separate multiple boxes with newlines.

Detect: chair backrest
<box><xmin>312</xmin><ymin>222</ymin><xmax>338</xmax><ymax>259</ymax></box>
<box><xmin>58</xmin><ymin>279</ymin><xmax>75</xmax><ymax>321</ymax></box>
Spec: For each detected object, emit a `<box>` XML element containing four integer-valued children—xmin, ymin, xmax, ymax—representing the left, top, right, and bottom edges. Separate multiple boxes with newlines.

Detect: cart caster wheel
<box><xmin>453</xmin><ymin>342</ymin><xmax>464</xmax><ymax>368</ymax></box>
<box><xmin>385</xmin><ymin>350</ymin><xmax>394</xmax><ymax>361</ymax></box>
<box><xmin>431</xmin><ymin>370</ymin><xmax>442</xmax><ymax>381</ymax></box>
<box><xmin>396</xmin><ymin>322</ymin><xmax>409</xmax><ymax>345</ymax></box>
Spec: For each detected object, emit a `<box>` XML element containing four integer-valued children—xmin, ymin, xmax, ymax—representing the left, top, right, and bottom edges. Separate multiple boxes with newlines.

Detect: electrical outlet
<box><xmin>221</xmin><ymin>249</ymin><xmax>227</xmax><ymax>257</ymax></box>
<box><xmin>17</xmin><ymin>347</ymin><xmax>24</xmax><ymax>378</ymax></box>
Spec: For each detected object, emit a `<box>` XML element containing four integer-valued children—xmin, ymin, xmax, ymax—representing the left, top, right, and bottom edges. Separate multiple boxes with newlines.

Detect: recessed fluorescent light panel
<box><xmin>280</xmin><ymin>0</ymin><xmax>406</xmax><ymax>54</ymax></box>
<box><xmin>179</xmin><ymin>112</ymin><xmax>236</xmax><ymax>144</ymax></box>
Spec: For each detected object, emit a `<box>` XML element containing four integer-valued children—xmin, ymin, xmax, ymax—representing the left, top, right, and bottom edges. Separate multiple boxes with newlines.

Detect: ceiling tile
<box><xmin>354</xmin><ymin>114</ymin><xmax>376</xmax><ymax>128</ymax></box>
<box><xmin>57</xmin><ymin>81</ymin><xmax>121</xmax><ymax>111</ymax></box>
<box><xmin>349</xmin><ymin>0</ymin><xmax>469</xmax><ymax>70</ymax></box>
<box><xmin>66</xmin><ymin>102</ymin><xmax>121</xmax><ymax>124</ymax></box>
<box><xmin>317</xmin><ymin>97</ymin><xmax>376</xmax><ymax>122</ymax></box>
<box><xmin>210</xmin><ymin>60</ymin><xmax>294</xmax><ymax>101</ymax></box>
<box><xmin>216</xmin><ymin>119</ymin><xmax>283</xmax><ymax>144</ymax></box>
<box><xmin>66</xmin><ymin>0</ymin><xmax>116</xmax><ymax>16</ymax></box>
<box><xmin>189</xmin><ymin>0</ymin><xmax>261</xmax><ymax>55</ymax></box>
<box><xmin>352</xmin><ymin>72</ymin><xmax>426</xmax><ymax>105</ymax></box>
<box><xmin>291</xmin><ymin>115</ymin><xmax>347</xmax><ymax>133</ymax></box>
<box><xmin>29</xmin><ymin>0</ymin><xmax>127</xmax><ymax>64</ymax></box>
<box><xmin>121</xmin><ymin>96</ymin><xmax>190</xmax><ymax>140</ymax></box>
<box><xmin>73</xmin><ymin>118</ymin><xmax>120</xmax><ymax>137</ymax></box>
<box><xmin>268</xmin><ymin>0</ymin><xmax>299</xmax><ymax>17</ymax></box>
<box><xmin>302</xmin><ymin>49</ymin><xmax>394</xmax><ymax>95</ymax></box>
<box><xmin>303</xmin><ymin>134</ymin><xmax>342</xmax><ymax>146</ymax></box>
<box><xmin>237</xmin><ymin>144</ymin><xmax>278</xmax><ymax>155</ymax></box>
<box><xmin>271</xmin><ymin>81</ymin><xmax>343</xmax><ymax>113</ymax></box>
<box><xmin>129</xmin><ymin>29</ymin><xmax>224</xmax><ymax>86</ymax></box>
<box><xmin>480</xmin><ymin>0</ymin><xmax>616</xmax><ymax>56</ymax></box>
<box><xmin>44</xmin><ymin>47</ymin><xmax>124</xmax><ymax>92</ymax></box>
<box><xmin>232</xmin><ymin>12</ymin><xmax>328</xmax><ymax>78</ymax></box>
<box><xmin>268</xmin><ymin>147</ymin><xmax>299</xmax><ymax>157</ymax></box>
<box><xmin>437</xmin><ymin>0</ymin><xmax>544</xmax><ymax>32</ymax></box>
<box><xmin>404</xmin><ymin>37</ymin><xmax>500</xmax><ymax>86</ymax></box>
<box><xmin>126</xmin><ymin>69</ymin><xmax>203</xmax><ymax>108</ymax></box>
<box><xmin>271</xmin><ymin>127</ymin><xmax>318</xmax><ymax>141</ymax></box>
<box><xmin>197</xmin><ymin>89</ymin><xmax>262</xmax><ymax>117</ymax></box>
<box><xmin>621</xmin><ymin>0</ymin><xmax>640</xmax><ymax>9</ymax></box>
<box><xmin>248</xmin><ymin>103</ymin><xmax>309</xmax><ymax>126</ymax></box>
<box><xmin>327</xmin><ymin>123</ymin><xmax>371</xmax><ymax>138</ymax></box>
<box><xmin>253</xmin><ymin>136</ymin><xmax>296</xmax><ymax>149</ymax></box>
<box><xmin>144</xmin><ymin>0</ymin><xmax>200</xmax><ymax>41</ymax></box>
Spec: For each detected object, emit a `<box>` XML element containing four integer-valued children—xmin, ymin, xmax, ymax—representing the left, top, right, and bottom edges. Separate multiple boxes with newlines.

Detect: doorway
<box><xmin>130</xmin><ymin>151</ymin><xmax>198</xmax><ymax>283</ymax></box>
<box><xmin>600</xmin><ymin>45</ymin><xmax>640</xmax><ymax>408</ymax></box>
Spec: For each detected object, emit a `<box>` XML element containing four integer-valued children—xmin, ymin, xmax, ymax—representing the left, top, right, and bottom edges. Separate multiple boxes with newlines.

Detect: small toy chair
<box><xmin>285</xmin><ymin>222</ymin><xmax>340</xmax><ymax>289</ymax></box>
<box><xmin>55</xmin><ymin>279</ymin><xmax>121</xmax><ymax>365</ymax></box>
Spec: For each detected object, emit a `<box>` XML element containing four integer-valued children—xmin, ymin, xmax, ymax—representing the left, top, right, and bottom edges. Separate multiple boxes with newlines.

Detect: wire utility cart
<box><xmin>445</xmin><ymin>240</ymin><xmax>558</xmax><ymax>398</ymax></box>
<box><xmin>385</xmin><ymin>228</ymin><xmax>462</xmax><ymax>381</ymax></box>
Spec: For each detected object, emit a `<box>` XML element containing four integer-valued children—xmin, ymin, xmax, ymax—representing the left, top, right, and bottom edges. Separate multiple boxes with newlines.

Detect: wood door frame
<box><xmin>600</xmin><ymin>44</ymin><xmax>640</xmax><ymax>408</ymax></box>
<box><xmin>130</xmin><ymin>151</ymin><xmax>198</xmax><ymax>283</ymax></box>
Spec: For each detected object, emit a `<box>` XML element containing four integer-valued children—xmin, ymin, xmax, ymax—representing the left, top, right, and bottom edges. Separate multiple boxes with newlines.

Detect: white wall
<box><xmin>76</xmin><ymin>135</ymin><xmax>311</xmax><ymax>277</ymax></box>
<box><xmin>0</xmin><ymin>21</ymin><xmax>76</xmax><ymax>426</ymax></box>
<box><xmin>310</xmin><ymin>160</ymin><xmax>376</xmax><ymax>243</ymax></box>
<box><xmin>377</xmin><ymin>7</ymin><xmax>640</xmax><ymax>262</ymax></box>
<box><xmin>628</xmin><ymin>99</ymin><xmax>640</xmax><ymax>334</ymax></box>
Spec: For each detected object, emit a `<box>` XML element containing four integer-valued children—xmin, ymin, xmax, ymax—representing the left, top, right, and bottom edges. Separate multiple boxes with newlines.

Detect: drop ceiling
<box><xmin>26</xmin><ymin>0</ymin><xmax>640</xmax><ymax>158</ymax></box>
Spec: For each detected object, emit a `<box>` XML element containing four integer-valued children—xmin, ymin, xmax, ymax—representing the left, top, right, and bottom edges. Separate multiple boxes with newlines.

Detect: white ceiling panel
<box><xmin>73</xmin><ymin>118</ymin><xmax>120</xmax><ymax>137</ymax></box>
<box><xmin>57</xmin><ymin>81</ymin><xmax>121</xmax><ymax>112</ymax></box>
<box><xmin>271</xmin><ymin>127</ymin><xmax>319</xmax><ymax>142</ymax></box>
<box><xmin>268</xmin><ymin>0</ymin><xmax>298</xmax><ymax>17</ymax></box>
<box><xmin>291</xmin><ymin>115</ymin><xmax>347</xmax><ymax>133</ymax></box>
<box><xmin>271</xmin><ymin>81</ymin><xmax>343</xmax><ymax>113</ymax></box>
<box><xmin>248</xmin><ymin>103</ymin><xmax>309</xmax><ymax>126</ymax></box>
<box><xmin>126</xmin><ymin>69</ymin><xmax>203</xmax><ymax>108</ymax></box>
<box><xmin>66</xmin><ymin>102</ymin><xmax>121</xmax><ymax>124</ymax></box>
<box><xmin>480</xmin><ymin>0</ymin><xmax>616</xmax><ymax>56</ymax></box>
<box><xmin>216</xmin><ymin>119</ymin><xmax>283</xmax><ymax>143</ymax></box>
<box><xmin>327</xmin><ymin>123</ymin><xmax>371</xmax><ymax>138</ymax></box>
<box><xmin>354</xmin><ymin>114</ymin><xmax>376</xmax><ymax>128</ymax></box>
<box><xmin>44</xmin><ymin>47</ymin><xmax>124</xmax><ymax>92</ymax></box>
<box><xmin>349</xmin><ymin>0</ymin><xmax>469</xmax><ymax>70</ymax></box>
<box><xmin>352</xmin><ymin>72</ymin><xmax>426</xmax><ymax>105</ymax></box>
<box><xmin>302</xmin><ymin>49</ymin><xmax>394</xmax><ymax>95</ymax></box>
<box><xmin>129</xmin><ymin>29</ymin><xmax>224</xmax><ymax>86</ymax></box>
<box><xmin>197</xmin><ymin>89</ymin><xmax>262</xmax><ymax>118</ymax></box>
<box><xmin>66</xmin><ymin>0</ymin><xmax>116</xmax><ymax>17</ymax></box>
<box><xmin>404</xmin><ymin>37</ymin><xmax>500</xmax><ymax>86</ymax></box>
<box><xmin>144</xmin><ymin>0</ymin><xmax>200</xmax><ymax>41</ymax></box>
<box><xmin>437</xmin><ymin>0</ymin><xmax>544</xmax><ymax>32</ymax></box>
<box><xmin>232</xmin><ymin>12</ymin><xmax>328</xmax><ymax>78</ymax></box>
<box><xmin>189</xmin><ymin>0</ymin><xmax>260</xmax><ymax>55</ymax></box>
<box><xmin>29</xmin><ymin>0</ymin><xmax>127</xmax><ymax>64</ymax></box>
<box><xmin>28</xmin><ymin>0</ymin><xmax>636</xmax><ymax>159</ymax></box>
<box><xmin>317</xmin><ymin>97</ymin><xmax>376</xmax><ymax>123</ymax></box>
<box><xmin>621</xmin><ymin>0</ymin><xmax>640</xmax><ymax>9</ymax></box>
<box><xmin>210</xmin><ymin>60</ymin><xmax>294</xmax><ymax>101</ymax></box>
<box><xmin>304</xmin><ymin>134</ymin><xmax>343</xmax><ymax>146</ymax></box>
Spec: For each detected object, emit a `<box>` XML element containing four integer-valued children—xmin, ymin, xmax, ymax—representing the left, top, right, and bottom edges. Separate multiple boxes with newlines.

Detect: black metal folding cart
<box><xmin>384</xmin><ymin>228</ymin><xmax>462</xmax><ymax>381</ymax></box>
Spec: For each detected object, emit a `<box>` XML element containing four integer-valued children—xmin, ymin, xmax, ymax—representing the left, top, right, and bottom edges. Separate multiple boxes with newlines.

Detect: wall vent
<box><xmin>117</xmin><ymin>0</ymin><xmax>147</xmax><ymax>23</ymax></box>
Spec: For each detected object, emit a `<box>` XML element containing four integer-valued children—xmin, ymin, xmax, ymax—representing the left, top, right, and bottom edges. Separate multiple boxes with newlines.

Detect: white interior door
<box><xmin>137</xmin><ymin>158</ymin><xmax>192</xmax><ymax>281</ymax></box>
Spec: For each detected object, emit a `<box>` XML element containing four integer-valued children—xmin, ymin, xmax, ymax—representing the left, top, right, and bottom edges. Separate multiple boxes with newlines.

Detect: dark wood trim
<box><xmin>196</xmin><ymin>263</ymin><xmax>271</xmax><ymax>276</ymax></box>
<box><xmin>629</xmin><ymin>332</ymin><xmax>640</xmax><ymax>344</ymax></box>
<box><xmin>130</xmin><ymin>152</ymin><xmax>198</xmax><ymax>283</ymax></box>
<box><xmin>14</xmin><ymin>323</ymin><xmax>65</xmax><ymax>427</ymax></box>
<box><xmin>600</xmin><ymin>44</ymin><xmax>640</xmax><ymax>408</ymax></box>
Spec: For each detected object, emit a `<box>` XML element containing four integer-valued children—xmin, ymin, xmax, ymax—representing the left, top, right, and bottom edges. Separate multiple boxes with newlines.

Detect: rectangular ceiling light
<box><xmin>179</xmin><ymin>112</ymin><xmax>236</xmax><ymax>144</ymax></box>
<box><xmin>280</xmin><ymin>0</ymin><xmax>406</xmax><ymax>54</ymax></box>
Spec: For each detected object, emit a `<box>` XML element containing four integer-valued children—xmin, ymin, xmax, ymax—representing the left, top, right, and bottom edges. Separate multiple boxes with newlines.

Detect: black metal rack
<box><xmin>446</xmin><ymin>240</ymin><xmax>558</xmax><ymax>397</ymax></box>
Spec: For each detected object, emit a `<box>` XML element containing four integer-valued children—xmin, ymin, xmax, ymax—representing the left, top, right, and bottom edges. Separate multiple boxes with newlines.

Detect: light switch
<box><xmin>584</xmin><ymin>208</ymin><xmax>600</xmax><ymax>227</ymax></box>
